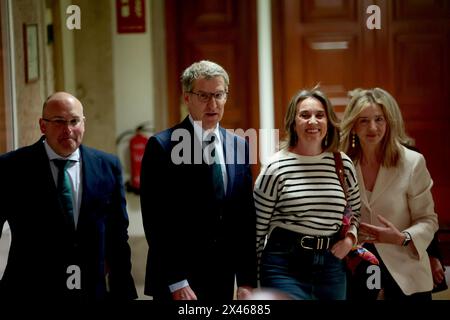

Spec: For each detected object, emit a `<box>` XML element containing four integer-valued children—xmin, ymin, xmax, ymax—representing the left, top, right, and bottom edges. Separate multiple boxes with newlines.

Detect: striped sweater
<box><xmin>254</xmin><ymin>149</ymin><xmax>361</xmax><ymax>261</ymax></box>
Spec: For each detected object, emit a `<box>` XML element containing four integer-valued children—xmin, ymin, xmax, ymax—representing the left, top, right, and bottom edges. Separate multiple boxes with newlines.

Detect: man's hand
<box><xmin>172</xmin><ymin>286</ymin><xmax>197</xmax><ymax>300</ymax></box>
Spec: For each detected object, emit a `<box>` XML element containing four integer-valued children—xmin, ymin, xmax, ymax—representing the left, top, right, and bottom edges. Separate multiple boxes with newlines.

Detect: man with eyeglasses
<box><xmin>0</xmin><ymin>92</ymin><xmax>137</xmax><ymax>301</ymax></box>
<box><xmin>140</xmin><ymin>60</ymin><xmax>257</xmax><ymax>301</ymax></box>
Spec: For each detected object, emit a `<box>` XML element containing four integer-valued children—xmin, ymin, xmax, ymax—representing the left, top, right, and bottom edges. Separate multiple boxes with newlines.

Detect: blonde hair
<box><xmin>283</xmin><ymin>85</ymin><xmax>340</xmax><ymax>152</ymax></box>
<box><xmin>340</xmin><ymin>88</ymin><xmax>413</xmax><ymax>167</ymax></box>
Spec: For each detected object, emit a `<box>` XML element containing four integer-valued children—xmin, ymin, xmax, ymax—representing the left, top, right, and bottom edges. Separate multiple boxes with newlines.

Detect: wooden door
<box><xmin>273</xmin><ymin>0</ymin><xmax>450</xmax><ymax>226</ymax></box>
<box><xmin>272</xmin><ymin>0</ymin><xmax>371</xmax><ymax>124</ymax></box>
<box><xmin>384</xmin><ymin>0</ymin><xmax>450</xmax><ymax>227</ymax></box>
<box><xmin>165</xmin><ymin>0</ymin><xmax>259</xmax><ymax>131</ymax></box>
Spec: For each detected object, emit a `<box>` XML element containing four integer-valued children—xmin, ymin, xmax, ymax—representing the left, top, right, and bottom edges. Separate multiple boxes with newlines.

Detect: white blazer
<box><xmin>357</xmin><ymin>145</ymin><xmax>438</xmax><ymax>295</ymax></box>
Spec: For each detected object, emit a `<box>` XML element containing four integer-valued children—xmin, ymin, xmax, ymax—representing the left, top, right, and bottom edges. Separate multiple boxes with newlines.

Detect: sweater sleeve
<box><xmin>254</xmin><ymin>160</ymin><xmax>279</xmax><ymax>268</ymax></box>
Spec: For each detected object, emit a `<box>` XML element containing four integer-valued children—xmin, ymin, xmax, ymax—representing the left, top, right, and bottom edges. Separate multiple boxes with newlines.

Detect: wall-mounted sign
<box><xmin>116</xmin><ymin>0</ymin><xmax>145</xmax><ymax>33</ymax></box>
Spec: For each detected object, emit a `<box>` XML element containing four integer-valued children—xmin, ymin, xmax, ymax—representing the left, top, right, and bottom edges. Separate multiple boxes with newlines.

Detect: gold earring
<box><xmin>352</xmin><ymin>133</ymin><xmax>356</xmax><ymax>148</ymax></box>
<box><xmin>324</xmin><ymin>134</ymin><xmax>328</xmax><ymax>147</ymax></box>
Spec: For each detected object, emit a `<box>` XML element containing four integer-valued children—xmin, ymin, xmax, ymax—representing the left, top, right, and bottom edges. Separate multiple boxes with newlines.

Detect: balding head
<box><xmin>42</xmin><ymin>92</ymin><xmax>83</xmax><ymax>117</ymax></box>
<box><xmin>39</xmin><ymin>92</ymin><xmax>85</xmax><ymax>157</ymax></box>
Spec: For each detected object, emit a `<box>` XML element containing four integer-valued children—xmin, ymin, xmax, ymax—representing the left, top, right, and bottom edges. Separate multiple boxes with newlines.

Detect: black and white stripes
<box><xmin>254</xmin><ymin>150</ymin><xmax>361</xmax><ymax>260</ymax></box>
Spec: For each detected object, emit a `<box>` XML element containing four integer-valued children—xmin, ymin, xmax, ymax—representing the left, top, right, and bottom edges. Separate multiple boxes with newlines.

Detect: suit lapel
<box><xmin>35</xmin><ymin>139</ymin><xmax>61</xmax><ymax>211</ymax></box>
<box><xmin>78</xmin><ymin>145</ymin><xmax>99</xmax><ymax>231</ymax></box>
<box><xmin>179</xmin><ymin>116</ymin><xmax>203</xmax><ymax>165</ymax></box>
<box><xmin>33</xmin><ymin>138</ymin><xmax>75</xmax><ymax>231</ymax></box>
<box><xmin>181</xmin><ymin>117</ymin><xmax>234</xmax><ymax>197</ymax></box>
<box><xmin>221</xmin><ymin>127</ymin><xmax>235</xmax><ymax>196</ymax></box>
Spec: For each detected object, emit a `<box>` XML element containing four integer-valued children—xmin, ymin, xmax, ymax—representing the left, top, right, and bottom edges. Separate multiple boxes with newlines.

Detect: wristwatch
<box><xmin>401</xmin><ymin>231</ymin><xmax>412</xmax><ymax>246</ymax></box>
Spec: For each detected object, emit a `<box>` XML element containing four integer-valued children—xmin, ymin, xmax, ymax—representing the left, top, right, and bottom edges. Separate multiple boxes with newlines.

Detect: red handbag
<box><xmin>333</xmin><ymin>152</ymin><xmax>379</xmax><ymax>274</ymax></box>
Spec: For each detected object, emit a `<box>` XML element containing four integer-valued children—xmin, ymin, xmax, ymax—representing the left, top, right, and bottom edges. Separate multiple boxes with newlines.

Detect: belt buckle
<box><xmin>316</xmin><ymin>237</ymin><xmax>331</xmax><ymax>250</ymax></box>
<box><xmin>300</xmin><ymin>236</ymin><xmax>331</xmax><ymax>250</ymax></box>
<box><xmin>300</xmin><ymin>235</ymin><xmax>314</xmax><ymax>250</ymax></box>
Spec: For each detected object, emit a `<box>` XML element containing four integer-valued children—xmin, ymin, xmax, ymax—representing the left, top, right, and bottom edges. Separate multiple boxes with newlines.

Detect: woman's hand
<box><xmin>331</xmin><ymin>234</ymin><xmax>355</xmax><ymax>259</ymax></box>
<box><xmin>429</xmin><ymin>256</ymin><xmax>446</xmax><ymax>286</ymax></box>
<box><xmin>359</xmin><ymin>215</ymin><xmax>405</xmax><ymax>245</ymax></box>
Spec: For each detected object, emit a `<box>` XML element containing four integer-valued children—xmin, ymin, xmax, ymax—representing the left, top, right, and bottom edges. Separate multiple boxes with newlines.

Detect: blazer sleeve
<box><xmin>405</xmin><ymin>153</ymin><xmax>439</xmax><ymax>260</ymax></box>
<box><xmin>105</xmin><ymin>155</ymin><xmax>138</xmax><ymax>299</ymax></box>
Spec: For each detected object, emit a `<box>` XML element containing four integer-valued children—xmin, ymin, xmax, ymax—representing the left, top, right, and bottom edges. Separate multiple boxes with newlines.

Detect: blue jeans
<box><xmin>260</xmin><ymin>230</ymin><xmax>347</xmax><ymax>300</ymax></box>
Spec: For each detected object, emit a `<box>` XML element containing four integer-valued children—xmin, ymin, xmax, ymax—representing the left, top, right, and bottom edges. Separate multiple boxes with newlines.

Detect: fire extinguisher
<box><xmin>116</xmin><ymin>123</ymin><xmax>152</xmax><ymax>194</ymax></box>
<box><xmin>129</xmin><ymin>129</ymin><xmax>149</xmax><ymax>192</ymax></box>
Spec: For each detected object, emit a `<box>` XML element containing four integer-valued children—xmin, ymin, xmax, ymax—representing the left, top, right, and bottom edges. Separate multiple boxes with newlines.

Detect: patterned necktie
<box><xmin>205</xmin><ymin>133</ymin><xmax>225</xmax><ymax>200</ymax></box>
<box><xmin>53</xmin><ymin>159</ymin><xmax>75</xmax><ymax>230</ymax></box>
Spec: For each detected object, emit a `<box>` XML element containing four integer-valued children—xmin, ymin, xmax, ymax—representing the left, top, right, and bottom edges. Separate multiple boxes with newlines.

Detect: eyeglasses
<box><xmin>188</xmin><ymin>91</ymin><xmax>228</xmax><ymax>103</ymax></box>
<box><xmin>42</xmin><ymin>117</ymin><xmax>84</xmax><ymax>128</ymax></box>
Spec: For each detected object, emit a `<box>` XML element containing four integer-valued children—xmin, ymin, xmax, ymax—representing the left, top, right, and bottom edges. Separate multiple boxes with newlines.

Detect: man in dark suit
<box><xmin>0</xmin><ymin>92</ymin><xmax>137</xmax><ymax>300</ymax></box>
<box><xmin>140</xmin><ymin>60</ymin><xmax>257</xmax><ymax>301</ymax></box>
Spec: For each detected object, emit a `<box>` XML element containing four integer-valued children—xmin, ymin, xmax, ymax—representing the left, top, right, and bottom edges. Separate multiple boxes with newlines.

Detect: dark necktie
<box><xmin>205</xmin><ymin>134</ymin><xmax>225</xmax><ymax>200</ymax></box>
<box><xmin>53</xmin><ymin>159</ymin><xmax>75</xmax><ymax>230</ymax></box>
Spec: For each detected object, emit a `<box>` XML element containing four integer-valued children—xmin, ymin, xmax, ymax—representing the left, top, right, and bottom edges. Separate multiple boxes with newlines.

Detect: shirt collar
<box><xmin>43</xmin><ymin>139</ymin><xmax>80</xmax><ymax>162</ymax></box>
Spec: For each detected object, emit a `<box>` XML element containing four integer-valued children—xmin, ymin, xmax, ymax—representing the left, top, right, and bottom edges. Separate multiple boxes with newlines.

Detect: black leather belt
<box><xmin>270</xmin><ymin>228</ymin><xmax>337</xmax><ymax>251</ymax></box>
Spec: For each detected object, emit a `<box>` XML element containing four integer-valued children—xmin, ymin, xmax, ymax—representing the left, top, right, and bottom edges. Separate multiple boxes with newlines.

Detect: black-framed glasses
<box><xmin>188</xmin><ymin>91</ymin><xmax>228</xmax><ymax>103</ymax></box>
<box><xmin>42</xmin><ymin>117</ymin><xmax>84</xmax><ymax>127</ymax></box>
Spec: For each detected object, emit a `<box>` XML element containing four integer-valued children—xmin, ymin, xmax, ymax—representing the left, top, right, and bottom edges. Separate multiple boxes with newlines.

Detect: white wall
<box><xmin>111</xmin><ymin>0</ymin><xmax>154</xmax><ymax>181</ymax></box>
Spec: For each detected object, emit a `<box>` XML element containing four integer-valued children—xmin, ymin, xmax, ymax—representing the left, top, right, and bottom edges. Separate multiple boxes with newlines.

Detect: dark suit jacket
<box><xmin>0</xmin><ymin>137</ymin><xmax>137</xmax><ymax>300</ymax></box>
<box><xmin>140</xmin><ymin>117</ymin><xmax>257</xmax><ymax>301</ymax></box>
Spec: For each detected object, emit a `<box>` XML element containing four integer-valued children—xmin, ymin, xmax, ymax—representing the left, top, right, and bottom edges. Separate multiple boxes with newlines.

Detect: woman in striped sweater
<box><xmin>254</xmin><ymin>87</ymin><xmax>361</xmax><ymax>300</ymax></box>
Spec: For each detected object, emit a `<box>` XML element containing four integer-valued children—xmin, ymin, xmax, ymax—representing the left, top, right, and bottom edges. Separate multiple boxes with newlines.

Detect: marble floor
<box><xmin>122</xmin><ymin>192</ymin><xmax>150</xmax><ymax>300</ymax></box>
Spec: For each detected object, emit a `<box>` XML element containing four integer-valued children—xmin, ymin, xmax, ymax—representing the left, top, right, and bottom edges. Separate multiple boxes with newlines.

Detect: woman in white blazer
<box><xmin>340</xmin><ymin>88</ymin><xmax>438</xmax><ymax>300</ymax></box>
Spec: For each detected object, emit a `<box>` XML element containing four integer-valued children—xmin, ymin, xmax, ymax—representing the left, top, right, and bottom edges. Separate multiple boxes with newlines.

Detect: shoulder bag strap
<box><xmin>333</xmin><ymin>152</ymin><xmax>348</xmax><ymax>201</ymax></box>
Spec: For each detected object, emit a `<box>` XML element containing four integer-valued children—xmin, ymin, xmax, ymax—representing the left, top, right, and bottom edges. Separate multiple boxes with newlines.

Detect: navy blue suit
<box><xmin>0</xmin><ymin>137</ymin><xmax>137</xmax><ymax>300</ymax></box>
<box><xmin>140</xmin><ymin>117</ymin><xmax>257</xmax><ymax>301</ymax></box>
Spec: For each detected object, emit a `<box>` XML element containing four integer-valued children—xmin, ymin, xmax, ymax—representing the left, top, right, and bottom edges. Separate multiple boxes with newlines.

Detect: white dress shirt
<box><xmin>189</xmin><ymin>115</ymin><xmax>227</xmax><ymax>191</ymax></box>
